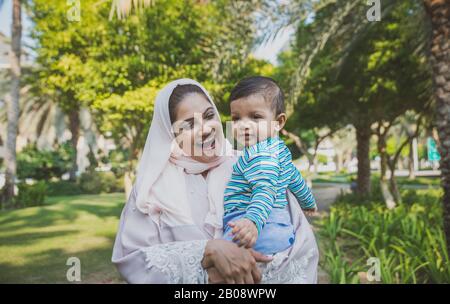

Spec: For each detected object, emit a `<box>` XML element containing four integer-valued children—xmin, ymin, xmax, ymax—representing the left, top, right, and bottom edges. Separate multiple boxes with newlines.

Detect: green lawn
<box><xmin>0</xmin><ymin>193</ymin><xmax>126</xmax><ymax>283</ymax></box>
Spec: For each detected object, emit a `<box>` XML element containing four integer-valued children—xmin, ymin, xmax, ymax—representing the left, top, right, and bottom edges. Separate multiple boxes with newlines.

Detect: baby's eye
<box><xmin>231</xmin><ymin>116</ymin><xmax>239</xmax><ymax>121</ymax></box>
<box><xmin>253</xmin><ymin>114</ymin><xmax>264</xmax><ymax>119</ymax></box>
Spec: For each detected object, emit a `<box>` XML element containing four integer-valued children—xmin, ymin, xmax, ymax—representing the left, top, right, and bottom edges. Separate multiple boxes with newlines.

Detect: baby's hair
<box><xmin>229</xmin><ymin>76</ymin><xmax>285</xmax><ymax>115</ymax></box>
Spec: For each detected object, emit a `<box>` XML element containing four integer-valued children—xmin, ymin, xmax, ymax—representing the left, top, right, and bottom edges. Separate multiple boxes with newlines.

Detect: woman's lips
<box><xmin>195</xmin><ymin>136</ymin><xmax>216</xmax><ymax>151</ymax></box>
<box><xmin>202</xmin><ymin>138</ymin><xmax>216</xmax><ymax>150</ymax></box>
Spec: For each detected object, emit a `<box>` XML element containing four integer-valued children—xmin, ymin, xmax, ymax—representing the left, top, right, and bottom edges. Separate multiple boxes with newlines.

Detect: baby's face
<box><xmin>230</xmin><ymin>94</ymin><xmax>279</xmax><ymax>147</ymax></box>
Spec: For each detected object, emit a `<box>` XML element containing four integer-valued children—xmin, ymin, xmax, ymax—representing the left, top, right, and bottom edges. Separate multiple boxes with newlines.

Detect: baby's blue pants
<box><xmin>222</xmin><ymin>207</ymin><xmax>295</xmax><ymax>255</ymax></box>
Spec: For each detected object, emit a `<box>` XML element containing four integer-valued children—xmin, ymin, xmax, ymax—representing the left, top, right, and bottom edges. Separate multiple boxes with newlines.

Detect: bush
<box><xmin>45</xmin><ymin>172</ymin><xmax>124</xmax><ymax>197</ymax></box>
<box><xmin>78</xmin><ymin>171</ymin><xmax>124</xmax><ymax>194</ymax></box>
<box><xmin>17</xmin><ymin>143</ymin><xmax>75</xmax><ymax>180</ymax></box>
<box><xmin>318</xmin><ymin>188</ymin><xmax>449</xmax><ymax>283</ymax></box>
<box><xmin>15</xmin><ymin>181</ymin><xmax>48</xmax><ymax>208</ymax></box>
<box><xmin>46</xmin><ymin>180</ymin><xmax>84</xmax><ymax>196</ymax></box>
<box><xmin>79</xmin><ymin>171</ymin><xmax>103</xmax><ymax>194</ymax></box>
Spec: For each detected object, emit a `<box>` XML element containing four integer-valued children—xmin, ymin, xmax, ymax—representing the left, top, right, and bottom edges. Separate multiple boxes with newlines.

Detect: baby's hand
<box><xmin>303</xmin><ymin>206</ymin><xmax>318</xmax><ymax>217</ymax></box>
<box><xmin>227</xmin><ymin>218</ymin><xmax>258</xmax><ymax>248</ymax></box>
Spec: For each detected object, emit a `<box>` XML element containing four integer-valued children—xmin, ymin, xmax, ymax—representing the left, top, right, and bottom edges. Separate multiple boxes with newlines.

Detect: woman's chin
<box><xmin>192</xmin><ymin>154</ymin><xmax>219</xmax><ymax>163</ymax></box>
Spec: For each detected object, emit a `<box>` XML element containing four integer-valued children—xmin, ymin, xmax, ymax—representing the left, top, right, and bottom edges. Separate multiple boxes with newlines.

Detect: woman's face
<box><xmin>171</xmin><ymin>93</ymin><xmax>222</xmax><ymax>163</ymax></box>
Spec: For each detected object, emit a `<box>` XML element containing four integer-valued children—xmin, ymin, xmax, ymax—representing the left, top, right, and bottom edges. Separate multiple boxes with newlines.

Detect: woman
<box><xmin>111</xmin><ymin>78</ymin><xmax>319</xmax><ymax>283</ymax></box>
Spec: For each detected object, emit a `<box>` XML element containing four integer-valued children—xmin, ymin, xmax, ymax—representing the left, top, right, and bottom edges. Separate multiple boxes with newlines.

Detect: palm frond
<box><xmin>109</xmin><ymin>0</ymin><xmax>154</xmax><ymax>20</ymax></box>
<box><xmin>256</xmin><ymin>0</ymin><xmax>326</xmax><ymax>45</ymax></box>
<box><xmin>333</xmin><ymin>0</ymin><xmax>399</xmax><ymax>81</ymax></box>
<box><xmin>287</xmin><ymin>1</ymin><xmax>358</xmax><ymax>111</ymax></box>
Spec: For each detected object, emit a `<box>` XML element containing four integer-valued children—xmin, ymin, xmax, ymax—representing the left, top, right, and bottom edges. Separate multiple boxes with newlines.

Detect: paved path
<box><xmin>312</xmin><ymin>182</ymin><xmax>350</xmax><ymax>212</ymax></box>
<box><xmin>307</xmin><ymin>182</ymin><xmax>350</xmax><ymax>284</ymax></box>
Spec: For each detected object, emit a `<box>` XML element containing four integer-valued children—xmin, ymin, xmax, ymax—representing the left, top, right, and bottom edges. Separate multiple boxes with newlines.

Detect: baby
<box><xmin>222</xmin><ymin>76</ymin><xmax>317</xmax><ymax>255</ymax></box>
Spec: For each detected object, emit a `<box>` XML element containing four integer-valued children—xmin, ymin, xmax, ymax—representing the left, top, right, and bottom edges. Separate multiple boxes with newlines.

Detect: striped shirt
<box><xmin>224</xmin><ymin>136</ymin><xmax>316</xmax><ymax>234</ymax></box>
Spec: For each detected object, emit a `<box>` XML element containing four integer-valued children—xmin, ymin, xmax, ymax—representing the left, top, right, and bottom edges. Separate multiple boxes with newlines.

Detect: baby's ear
<box><xmin>275</xmin><ymin>113</ymin><xmax>287</xmax><ymax>130</ymax></box>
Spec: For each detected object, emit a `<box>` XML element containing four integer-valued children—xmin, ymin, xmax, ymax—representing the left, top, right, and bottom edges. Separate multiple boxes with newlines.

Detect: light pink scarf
<box><xmin>134</xmin><ymin>79</ymin><xmax>234</xmax><ymax>238</ymax></box>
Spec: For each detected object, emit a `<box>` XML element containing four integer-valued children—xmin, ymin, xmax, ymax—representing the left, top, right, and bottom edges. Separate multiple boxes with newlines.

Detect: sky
<box><xmin>0</xmin><ymin>1</ymin><xmax>293</xmax><ymax>65</ymax></box>
<box><xmin>0</xmin><ymin>0</ymin><xmax>34</xmax><ymax>48</ymax></box>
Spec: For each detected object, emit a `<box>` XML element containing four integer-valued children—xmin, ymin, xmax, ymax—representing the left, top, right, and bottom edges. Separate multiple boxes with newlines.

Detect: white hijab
<box><xmin>134</xmin><ymin>78</ymin><xmax>234</xmax><ymax>238</ymax></box>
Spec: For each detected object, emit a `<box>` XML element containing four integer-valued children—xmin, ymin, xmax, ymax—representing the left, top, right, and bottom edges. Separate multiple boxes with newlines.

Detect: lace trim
<box><xmin>141</xmin><ymin>240</ymin><xmax>317</xmax><ymax>284</ymax></box>
<box><xmin>141</xmin><ymin>240</ymin><xmax>209</xmax><ymax>284</ymax></box>
<box><xmin>260</xmin><ymin>247</ymin><xmax>317</xmax><ymax>284</ymax></box>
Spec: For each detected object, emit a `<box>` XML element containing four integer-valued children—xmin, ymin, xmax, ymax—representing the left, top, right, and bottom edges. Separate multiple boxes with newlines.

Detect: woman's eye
<box><xmin>182</xmin><ymin>121</ymin><xmax>194</xmax><ymax>129</ymax></box>
<box><xmin>205</xmin><ymin>112</ymin><xmax>215</xmax><ymax>120</ymax></box>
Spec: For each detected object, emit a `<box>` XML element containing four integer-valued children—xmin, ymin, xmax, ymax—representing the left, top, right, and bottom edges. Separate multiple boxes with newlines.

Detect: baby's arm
<box><xmin>230</xmin><ymin>150</ymin><xmax>280</xmax><ymax>247</ymax></box>
<box><xmin>287</xmin><ymin>162</ymin><xmax>317</xmax><ymax>211</ymax></box>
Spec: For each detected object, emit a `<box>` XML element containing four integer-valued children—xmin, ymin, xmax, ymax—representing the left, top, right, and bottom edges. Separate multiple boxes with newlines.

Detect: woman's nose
<box><xmin>199</xmin><ymin>120</ymin><xmax>215</xmax><ymax>139</ymax></box>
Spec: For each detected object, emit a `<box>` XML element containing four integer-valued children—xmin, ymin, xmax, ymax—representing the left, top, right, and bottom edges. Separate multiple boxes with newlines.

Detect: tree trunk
<box><xmin>389</xmin><ymin>172</ymin><xmax>401</xmax><ymax>204</ymax></box>
<box><xmin>425</xmin><ymin>0</ymin><xmax>450</xmax><ymax>256</ymax></box>
<box><xmin>68</xmin><ymin>109</ymin><xmax>80</xmax><ymax>181</ymax></box>
<box><xmin>335</xmin><ymin>152</ymin><xmax>343</xmax><ymax>173</ymax></box>
<box><xmin>377</xmin><ymin>132</ymin><xmax>396</xmax><ymax>209</ymax></box>
<box><xmin>2</xmin><ymin>0</ymin><xmax>21</xmax><ymax>208</ymax></box>
<box><xmin>355</xmin><ymin>122</ymin><xmax>372</xmax><ymax>196</ymax></box>
<box><xmin>408</xmin><ymin>139</ymin><xmax>416</xmax><ymax>179</ymax></box>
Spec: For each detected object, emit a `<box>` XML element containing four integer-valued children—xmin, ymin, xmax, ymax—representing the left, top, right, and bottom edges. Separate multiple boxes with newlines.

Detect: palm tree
<box><xmin>1</xmin><ymin>0</ymin><xmax>22</xmax><ymax>208</ymax></box>
<box><xmin>424</xmin><ymin>0</ymin><xmax>450</xmax><ymax>255</ymax></box>
<box><xmin>263</xmin><ymin>0</ymin><xmax>450</xmax><ymax>254</ymax></box>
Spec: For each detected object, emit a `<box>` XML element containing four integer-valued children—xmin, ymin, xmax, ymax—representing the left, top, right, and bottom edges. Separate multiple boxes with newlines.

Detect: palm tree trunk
<box><xmin>2</xmin><ymin>0</ymin><xmax>21</xmax><ymax>208</ymax></box>
<box><xmin>408</xmin><ymin>139</ymin><xmax>416</xmax><ymax>179</ymax></box>
<box><xmin>68</xmin><ymin>109</ymin><xmax>80</xmax><ymax>181</ymax></box>
<box><xmin>424</xmin><ymin>0</ymin><xmax>450</xmax><ymax>255</ymax></box>
<box><xmin>355</xmin><ymin>122</ymin><xmax>372</xmax><ymax>196</ymax></box>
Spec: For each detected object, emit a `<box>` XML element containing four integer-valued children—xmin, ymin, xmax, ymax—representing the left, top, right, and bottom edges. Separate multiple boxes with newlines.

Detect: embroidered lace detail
<box><xmin>141</xmin><ymin>240</ymin><xmax>209</xmax><ymax>284</ymax></box>
<box><xmin>261</xmin><ymin>247</ymin><xmax>317</xmax><ymax>284</ymax></box>
<box><xmin>141</xmin><ymin>240</ymin><xmax>317</xmax><ymax>284</ymax></box>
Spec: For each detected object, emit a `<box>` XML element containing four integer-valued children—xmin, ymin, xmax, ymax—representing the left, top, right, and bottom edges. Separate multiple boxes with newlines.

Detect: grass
<box><xmin>0</xmin><ymin>193</ymin><xmax>126</xmax><ymax>283</ymax></box>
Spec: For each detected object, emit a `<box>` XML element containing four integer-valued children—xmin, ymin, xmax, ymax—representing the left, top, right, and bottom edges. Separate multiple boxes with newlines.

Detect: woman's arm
<box><xmin>112</xmin><ymin>186</ymin><xmax>210</xmax><ymax>283</ymax></box>
<box><xmin>112</xmin><ymin>187</ymin><xmax>271</xmax><ymax>283</ymax></box>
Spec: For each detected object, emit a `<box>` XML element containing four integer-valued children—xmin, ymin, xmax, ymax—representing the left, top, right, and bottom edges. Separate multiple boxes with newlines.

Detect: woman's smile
<box><xmin>195</xmin><ymin>134</ymin><xmax>216</xmax><ymax>151</ymax></box>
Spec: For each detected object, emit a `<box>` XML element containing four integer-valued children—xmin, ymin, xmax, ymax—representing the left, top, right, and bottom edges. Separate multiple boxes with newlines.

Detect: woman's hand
<box><xmin>206</xmin><ymin>266</ymin><xmax>226</xmax><ymax>284</ymax></box>
<box><xmin>201</xmin><ymin>239</ymin><xmax>272</xmax><ymax>284</ymax></box>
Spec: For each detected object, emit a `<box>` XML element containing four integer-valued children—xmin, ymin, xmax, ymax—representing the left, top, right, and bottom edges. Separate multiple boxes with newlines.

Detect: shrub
<box><xmin>78</xmin><ymin>171</ymin><xmax>124</xmax><ymax>194</ymax></box>
<box><xmin>15</xmin><ymin>181</ymin><xmax>48</xmax><ymax>208</ymax></box>
<box><xmin>78</xmin><ymin>171</ymin><xmax>103</xmax><ymax>194</ymax></box>
<box><xmin>318</xmin><ymin>188</ymin><xmax>449</xmax><ymax>283</ymax></box>
<box><xmin>46</xmin><ymin>180</ymin><xmax>84</xmax><ymax>196</ymax></box>
<box><xmin>17</xmin><ymin>143</ymin><xmax>75</xmax><ymax>180</ymax></box>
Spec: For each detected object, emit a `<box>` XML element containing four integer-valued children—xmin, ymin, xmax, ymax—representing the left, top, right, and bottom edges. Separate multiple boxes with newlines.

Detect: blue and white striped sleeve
<box><xmin>288</xmin><ymin>162</ymin><xmax>316</xmax><ymax>209</ymax></box>
<box><xmin>240</xmin><ymin>150</ymin><xmax>280</xmax><ymax>235</ymax></box>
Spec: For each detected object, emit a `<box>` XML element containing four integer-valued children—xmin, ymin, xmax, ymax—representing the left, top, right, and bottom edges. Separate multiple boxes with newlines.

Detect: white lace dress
<box><xmin>112</xmin><ymin>173</ymin><xmax>319</xmax><ymax>284</ymax></box>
